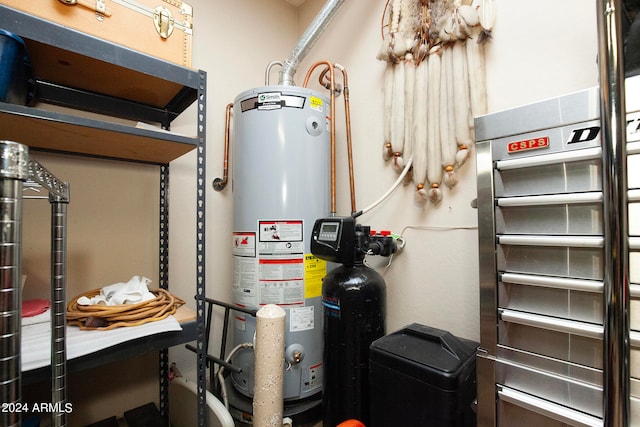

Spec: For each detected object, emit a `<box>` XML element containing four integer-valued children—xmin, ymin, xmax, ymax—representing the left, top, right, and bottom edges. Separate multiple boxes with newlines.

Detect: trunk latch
<box><xmin>153</xmin><ymin>6</ymin><xmax>174</xmax><ymax>39</ymax></box>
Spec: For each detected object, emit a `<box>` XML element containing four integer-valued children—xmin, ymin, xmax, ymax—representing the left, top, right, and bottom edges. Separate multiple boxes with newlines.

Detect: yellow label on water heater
<box><xmin>304</xmin><ymin>254</ymin><xmax>326</xmax><ymax>299</ymax></box>
<box><xmin>309</xmin><ymin>96</ymin><xmax>323</xmax><ymax>112</ymax></box>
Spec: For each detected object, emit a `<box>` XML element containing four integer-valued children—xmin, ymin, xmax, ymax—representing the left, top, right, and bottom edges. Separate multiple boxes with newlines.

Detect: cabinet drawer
<box><xmin>498</xmin><ymin>398</ymin><xmax>601</xmax><ymax>427</ymax></box>
<box><xmin>495</xmin><ymin>155</ymin><xmax>601</xmax><ymax>198</ymax></box>
<box><xmin>499</xmin><ymin>274</ymin><xmax>602</xmax><ymax>324</ymax></box>
<box><xmin>498</xmin><ymin>243</ymin><xmax>603</xmax><ymax>280</ymax></box>
<box><xmin>499</xmin><ymin>315</ymin><xmax>602</xmax><ymax>369</ymax></box>
<box><xmin>496</xmin><ymin>194</ymin><xmax>603</xmax><ymax>236</ymax></box>
<box><xmin>496</xmin><ymin>364</ymin><xmax>602</xmax><ymax>420</ymax></box>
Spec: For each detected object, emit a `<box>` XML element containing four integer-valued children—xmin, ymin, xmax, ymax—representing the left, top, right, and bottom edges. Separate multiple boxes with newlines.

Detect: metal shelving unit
<box><xmin>0</xmin><ymin>4</ymin><xmax>207</xmax><ymax>426</ymax></box>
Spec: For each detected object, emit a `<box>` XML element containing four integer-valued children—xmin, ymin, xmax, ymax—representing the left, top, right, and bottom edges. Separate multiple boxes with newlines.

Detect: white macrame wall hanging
<box><xmin>377</xmin><ymin>0</ymin><xmax>496</xmax><ymax>205</ymax></box>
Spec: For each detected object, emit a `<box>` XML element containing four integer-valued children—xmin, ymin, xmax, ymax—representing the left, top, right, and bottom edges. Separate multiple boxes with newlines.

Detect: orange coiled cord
<box><xmin>66</xmin><ymin>288</ymin><xmax>185</xmax><ymax>330</ymax></box>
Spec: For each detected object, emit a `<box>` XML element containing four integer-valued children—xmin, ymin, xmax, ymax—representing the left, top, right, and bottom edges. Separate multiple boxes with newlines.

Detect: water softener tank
<box><xmin>230</xmin><ymin>85</ymin><xmax>331</xmax><ymax>402</ymax></box>
<box><xmin>322</xmin><ymin>263</ymin><xmax>386</xmax><ymax>426</ymax></box>
<box><xmin>310</xmin><ymin>217</ymin><xmax>390</xmax><ymax>426</ymax></box>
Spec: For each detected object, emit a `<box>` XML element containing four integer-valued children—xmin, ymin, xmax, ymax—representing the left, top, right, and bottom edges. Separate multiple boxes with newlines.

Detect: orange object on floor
<box><xmin>337</xmin><ymin>420</ymin><xmax>365</xmax><ymax>427</ymax></box>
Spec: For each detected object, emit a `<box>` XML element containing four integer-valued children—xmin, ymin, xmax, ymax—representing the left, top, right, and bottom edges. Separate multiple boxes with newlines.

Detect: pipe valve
<box><xmin>285</xmin><ymin>344</ymin><xmax>305</xmax><ymax>365</ymax></box>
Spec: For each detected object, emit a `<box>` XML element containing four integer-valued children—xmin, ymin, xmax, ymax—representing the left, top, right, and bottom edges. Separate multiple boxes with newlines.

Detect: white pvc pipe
<box><xmin>253</xmin><ymin>304</ymin><xmax>286</xmax><ymax>427</ymax></box>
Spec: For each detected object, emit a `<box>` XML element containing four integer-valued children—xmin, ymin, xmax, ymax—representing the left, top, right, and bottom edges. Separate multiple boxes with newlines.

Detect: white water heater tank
<box><xmin>230</xmin><ymin>85</ymin><xmax>331</xmax><ymax>401</ymax></box>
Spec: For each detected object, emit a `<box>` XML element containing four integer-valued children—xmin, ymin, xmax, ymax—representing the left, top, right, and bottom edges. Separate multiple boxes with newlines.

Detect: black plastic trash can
<box><xmin>369</xmin><ymin>323</ymin><xmax>479</xmax><ymax>427</ymax></box>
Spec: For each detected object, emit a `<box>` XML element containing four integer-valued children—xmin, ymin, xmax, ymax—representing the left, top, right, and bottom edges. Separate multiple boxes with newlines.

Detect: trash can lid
<box><xmin>370</xmin><ymin>323</ymin><xmax>479</xmax><ymax>389</ymax></box>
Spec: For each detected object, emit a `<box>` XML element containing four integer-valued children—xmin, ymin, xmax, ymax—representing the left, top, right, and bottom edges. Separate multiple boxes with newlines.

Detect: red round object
<box><xmin>337</xmin><ymin>420</ymin><xmax>365</xmax><ymax>427</ymax></box>
<box><xmin>22</xmin><ymin>299</ymin><xmax>50</xmax><ymax>317</ymax></box>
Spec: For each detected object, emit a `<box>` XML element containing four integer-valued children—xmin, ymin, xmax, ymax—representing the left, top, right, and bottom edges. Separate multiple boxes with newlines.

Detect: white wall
<box><xmin>169</xmin><ymin>0</ymin><xmax>601</xmax><ymax>378</ymax></box>
<box><xmin>290</xmin><ymin>0</ymin><xmax>600</xmax><ymax>342</ymax></box>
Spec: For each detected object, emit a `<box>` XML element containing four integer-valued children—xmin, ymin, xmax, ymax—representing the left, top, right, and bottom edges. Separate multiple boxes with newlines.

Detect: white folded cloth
<box><xmin>77</xmin><ymin>275</ymin><xmax>155</xmax><ymax>306</ymax></box>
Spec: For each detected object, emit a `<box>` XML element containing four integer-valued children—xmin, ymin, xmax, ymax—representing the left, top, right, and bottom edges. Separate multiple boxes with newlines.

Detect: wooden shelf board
<box><xmin>1</xmin><ymin>107</ymin><xmax>196</xmax><ymax>164</ymax></box>
<box><xmin>26</xmin><ymin>39</ymin><xmax>191</xmax><ymax>109</ymax></box>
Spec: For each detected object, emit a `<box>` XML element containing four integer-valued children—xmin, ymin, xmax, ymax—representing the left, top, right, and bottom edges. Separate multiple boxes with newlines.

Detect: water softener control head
<box><xmin>311</xmin><ymin>216</ymin><xmax>357</xmax><ymax>265</ymax></box>
<box><xmin>311</xmin><ymin>217</ymin><xmax>397</xmax><ymax>266</ymax></box>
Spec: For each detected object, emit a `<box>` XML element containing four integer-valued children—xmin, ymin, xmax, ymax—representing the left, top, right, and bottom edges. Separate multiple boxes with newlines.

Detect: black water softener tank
<box><xmin>311</xmin><ymin>216</ymin><xmax>397</xmax><ymax>426</ymax></box>
<box><xmin>369</xmin><ymin>323</ymin><xmax>479</xmax><ymax>427</ymax></box>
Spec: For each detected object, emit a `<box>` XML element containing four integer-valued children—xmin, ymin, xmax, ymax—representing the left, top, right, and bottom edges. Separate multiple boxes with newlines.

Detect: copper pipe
<box><xmin>304</xmin><ymin>61</ymin><xmax>337</xmax><ymax>215</ymax></box>
<box><xmin>317</xmin><ymin>64</ymin><xmax>357</xmax><ymax>214</ymax></box>
<box><xmin>213</xmin><ymin>103</ymin><xmax>233</xmax><ymax>191</ymax></box>
<box><xmin>336</xmin><ymin>65</ymin><xmax>356</xmax><ymax>214</ymax></box>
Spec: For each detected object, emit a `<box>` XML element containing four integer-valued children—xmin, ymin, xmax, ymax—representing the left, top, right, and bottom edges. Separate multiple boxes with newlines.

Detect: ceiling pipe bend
<box><xmin>278</xmin><ymin>0</ymin><xmax>346</xmax><ymax>86</ymax></box>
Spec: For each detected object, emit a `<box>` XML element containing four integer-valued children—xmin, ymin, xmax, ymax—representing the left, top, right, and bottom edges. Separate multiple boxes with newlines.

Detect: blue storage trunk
<box><xmin>0</xmin><ymin>29</ymin><xmax>32</xmax><ymax>105</ymax></box>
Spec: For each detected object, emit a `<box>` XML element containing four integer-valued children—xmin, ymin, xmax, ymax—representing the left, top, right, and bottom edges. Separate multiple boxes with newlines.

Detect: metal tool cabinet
<box><xmin>475</xmin><ymin>3</ymin><xmax>637</xmax><ymax>425</ymax></box>
<box><xmin>0</xmin><ymin>5</ymin><xmax>208</xmax><ymax>426</ymax></box>
<box><xmin>474</xmin><ymin>71</ymin><xmax>640</xmax><ymax>427</ymax></box>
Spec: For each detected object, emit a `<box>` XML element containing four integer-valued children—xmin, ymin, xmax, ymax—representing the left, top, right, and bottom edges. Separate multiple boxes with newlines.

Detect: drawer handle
<box><xmin>498</xmin><ymin>386</ymin><xmax>603</xmax><ymax>427</ymax></box>
<box><xmin>500</xmin><ymin>309</ymin><xmax>603</xmax><ymax>339</ymax></box>
<box><xmin>500</xmin><ymin>272</ymin><xmax>603</xmax><ymax>293</ymax></box>
<box><xmin>497</xmin><ymin>192</ymin><xmax>603</xmax><ymax>207</ymax></box>
<box><xmin>498</xmin><ymin>235</ymin><xmax>604</xmax><ymax>248</ymax></box>
<box><xmin>495</xmin><ymin>147</ymin><xmax>601</xmax><ymax>171</ymax></box>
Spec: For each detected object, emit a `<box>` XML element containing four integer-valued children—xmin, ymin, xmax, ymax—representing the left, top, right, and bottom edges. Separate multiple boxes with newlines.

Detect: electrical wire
<box><xmin>379</xmin><ymin>224</ymin><xmax>478</xmax><ymax>270</ymax></box>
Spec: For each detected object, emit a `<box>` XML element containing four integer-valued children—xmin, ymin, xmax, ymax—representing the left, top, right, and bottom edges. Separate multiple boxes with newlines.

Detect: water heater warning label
<box><xmin>258</xmin><ymin>258</ymin><xmax>304</xmax><ymax>306</ymax></box>
<box><xmin>304</xmin><ymin>255</ymin><xmax>325</xmax><ymax>299</ymax></box>
<box><xmin>259</xmin><ymin>220</ymin><xmax>302</xmax><ymax>242</ymax></box>
<box><xmin>309</xmin><ymin>95</ymin><xmax>323</xmax><ymax>112</ymax></box>
<box><xmin>257</xmin><ymin>220</ymin><xmax>305</xmax><ymax>306</ymax></box>
<box><xmin>290</xmin><ymin>306</ymin><xmax>314</xmax><ymax>332</ymax></box>
<box><xmin>232</xmin><ymin>232</ymin><xmax>255</xmax><ymax>257</ymax></box>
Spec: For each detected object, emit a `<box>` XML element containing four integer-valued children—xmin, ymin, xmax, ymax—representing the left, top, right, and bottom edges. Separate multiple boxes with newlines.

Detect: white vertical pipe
<box><xmin>253</xmin><ymin>304</ymin><xmax>286</xmax><ymax>427</ymax></box>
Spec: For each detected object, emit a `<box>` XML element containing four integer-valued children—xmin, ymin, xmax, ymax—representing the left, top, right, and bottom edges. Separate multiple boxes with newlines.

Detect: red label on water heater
<box><xmin>507</xmin><ymin>137</ymin><xmax>550</xmax><ymax>153</ymax></box>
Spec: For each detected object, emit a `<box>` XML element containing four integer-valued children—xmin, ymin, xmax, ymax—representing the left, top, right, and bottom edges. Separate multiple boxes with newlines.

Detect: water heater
<box><xmin>230</xmin><ymin>85</ymin><xmax>331</xmax><ymax>402</ymax></box>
